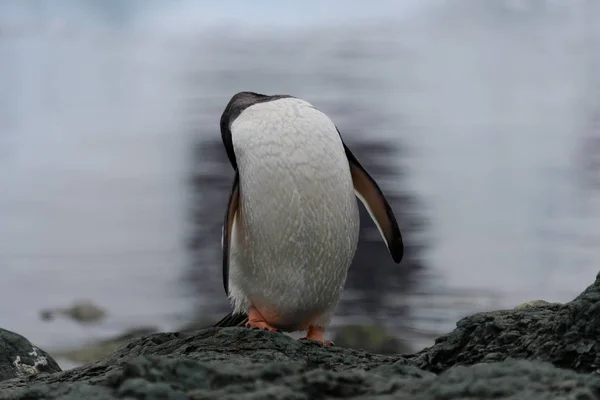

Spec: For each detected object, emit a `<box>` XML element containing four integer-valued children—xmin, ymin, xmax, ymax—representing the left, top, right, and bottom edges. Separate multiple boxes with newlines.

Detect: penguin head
<box><xmin>220</xmin><ymin>92</ymin><xmax>295</xmax><ymax>168</ymax></box>
<box><xmin>221</xmin><ymin>91</ymin><xmax>291</xmax><ymax>125</ymax></box>
<box><xmin>227</xmin><ymin>91</ymin><xmax>270</xmax><ymax>108</ymax></box>
<box><xmin>221</xmin><ymin>92</ymin><xmax>268</xmax><ymax>134</ymax></box>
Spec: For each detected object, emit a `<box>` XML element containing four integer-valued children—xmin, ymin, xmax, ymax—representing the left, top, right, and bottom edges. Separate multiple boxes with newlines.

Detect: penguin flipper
<box><xmin>342</xmin><ymin>142</ymin><xmax>404</xmax><ymax>263</ymax></box>
<box><xmin>213</xmin><ymin>311</ymin><xmax>249</xmax><ymax>328</ymax></box>
<box><xmin>222</xmin><ymin>171</ymin><xmax>240</xmax><ymax>294</ymax></box>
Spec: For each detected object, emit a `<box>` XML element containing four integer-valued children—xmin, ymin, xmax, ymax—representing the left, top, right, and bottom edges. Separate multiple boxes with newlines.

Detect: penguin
<box><xmin>213</xmin><ymin>92</ymin><xmax>403</xmax><ymax>345</ymax></box>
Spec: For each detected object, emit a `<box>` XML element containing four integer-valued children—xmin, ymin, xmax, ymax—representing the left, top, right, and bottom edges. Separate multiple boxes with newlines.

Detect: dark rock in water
<box><xmin>39</xmin><ymin>300</ymin><xmax>107</xmax><ymax>324</ymax></box>
<box><xmin>333</xmin><ymin>323</ymin><xmax>411</xmax><ymax>355</ymax></box>
<box><xmin>0</xmin><ymin>328</ymin><xmax>61</xmax><ymax>382</ymax></box>
<box><xmin>409</xmin><ymin>271</ymin><xmax>600</xmax><ymax>374</ymax></box>
<box><xmin>2</xmin><ymin>272</ymin><xmax>600</xmax><ymax>398</ymax></box>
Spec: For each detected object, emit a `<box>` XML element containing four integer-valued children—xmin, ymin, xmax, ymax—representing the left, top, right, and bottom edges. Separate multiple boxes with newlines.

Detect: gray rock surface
<box><xmin>1</xmin><ymin>272</ymin><xmax>600</xmax><ymax>399</ymax></box>
<box><xmin>409</xmin><ymin>271</ymin><xmax>600</xmax><ymax>374</ymax></box>
<box><xmin>0</xmin><ymin>328</ymin><xmax>61</xmax><ymax>382</ymax></box>
<box><xmin>51</xmin><ymin>327</ymin><xmax>158</xmax><ymax>365</ymax></box>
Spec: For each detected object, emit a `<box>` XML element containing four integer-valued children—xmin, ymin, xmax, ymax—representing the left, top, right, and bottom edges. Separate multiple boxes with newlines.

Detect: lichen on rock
<box><xmin>0</xmin><ymin>328</ymin><xmax>61</xmax><ymax>382</ymax></box>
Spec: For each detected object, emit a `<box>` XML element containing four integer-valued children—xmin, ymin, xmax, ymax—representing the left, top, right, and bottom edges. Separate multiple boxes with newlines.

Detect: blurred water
<box><xmin>1</xmin><ymin>0</ymin><xmax>600</xmax><ymax>359</ymax></box>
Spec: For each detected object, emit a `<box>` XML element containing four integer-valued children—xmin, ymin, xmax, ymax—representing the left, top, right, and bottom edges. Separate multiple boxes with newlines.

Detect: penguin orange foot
<box><xmin>244</xmin><ymin>306</ymin><xmax>280</xmax><ymax>332</ymax></box>
<box><xmin>300</xmin><ymin>326</ymin><xmax>335</xmax><ymax>346</ymax></box>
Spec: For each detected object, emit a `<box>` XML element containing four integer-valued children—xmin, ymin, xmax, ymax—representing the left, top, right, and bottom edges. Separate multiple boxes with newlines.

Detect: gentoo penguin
<box><xmin>214</xmin><ymin>92</ymin><xmax>403</xmax><ymax>345</ymax></box>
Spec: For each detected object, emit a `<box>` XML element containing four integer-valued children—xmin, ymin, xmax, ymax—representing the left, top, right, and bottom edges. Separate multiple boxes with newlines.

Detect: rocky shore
<box><xmin>1</xmin><ymin>272</ymin><xmax>600</xmax><ymax>399</ymax></box>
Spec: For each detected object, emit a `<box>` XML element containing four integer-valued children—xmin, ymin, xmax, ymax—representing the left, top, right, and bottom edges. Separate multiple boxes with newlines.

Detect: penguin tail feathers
<box><xmin>213</xmin><ymin>311</ymin><xmax>249</xmax><ymax>328</ymax></box>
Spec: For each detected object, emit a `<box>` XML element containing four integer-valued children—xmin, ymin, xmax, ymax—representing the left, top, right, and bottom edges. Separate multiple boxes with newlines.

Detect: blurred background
<box><xmin>1</xmin><ymin>0</ymin><xmax>600</xmax><ymax>368</ymax></box>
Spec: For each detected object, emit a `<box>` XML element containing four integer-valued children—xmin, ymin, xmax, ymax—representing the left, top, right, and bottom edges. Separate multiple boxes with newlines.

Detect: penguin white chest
<box><xmin>228</xmin><ymin>98</ymin><xmax>360</xmax><ymax>330</ymax></box>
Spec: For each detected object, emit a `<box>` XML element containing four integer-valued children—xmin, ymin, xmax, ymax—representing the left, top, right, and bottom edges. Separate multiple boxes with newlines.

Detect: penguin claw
<box><xmin>261</xmin><ymin>327</ymin><xmax>279</xmax><ymax>332</ymax></box>
<box><xmin>244</xmin><ymin>320</ymin><xmax>279</xmax><ymax>332</ymax></box>
<box><xmin>299</xmin><ymin>337</ymin><xmax>333</xmax><ymax>346</ymax></box>
<box><xmin>300</xmin><ymin>326</ymin><xmax>331</xmax><ymax>346</ymax></box>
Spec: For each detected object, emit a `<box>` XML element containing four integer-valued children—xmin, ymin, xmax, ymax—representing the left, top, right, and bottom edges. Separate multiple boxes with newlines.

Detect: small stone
<box><xmin>40</xmin><ymin>300</ymin><xmax>107</xmax><ymax>324</ymax></box>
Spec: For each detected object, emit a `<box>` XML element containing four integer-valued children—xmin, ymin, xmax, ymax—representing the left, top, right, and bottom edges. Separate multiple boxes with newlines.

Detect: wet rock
<box><xmin>2</xmin><ymin>272</ymin><xmax>600</xmax><ymax>398</ymax></box>
<box><xmin>410</xmin><ymin>271</ymin><xmax>600</xmax><ymax>374</ymax></box>
<box><xmin>333</xmin><ymin>323</ymin><xmax>411</xmax><ymax>355</ymax></box>
<box><xmin>40</xmin><ymin>300</ymin><xmax>107</xmax><ymax>324</ymax></box>
<box><xmin>0</xmin><ymin>328</ymin><xmax>61</xmax><ymax>382</ymax></box>
<box><xmin>0</xmin><ymin>326</ymin><xmax>597</xmax><ymax>399</ymax></box>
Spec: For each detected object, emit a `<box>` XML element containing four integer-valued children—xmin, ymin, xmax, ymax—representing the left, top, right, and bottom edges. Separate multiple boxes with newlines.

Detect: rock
<box><xmin>333</xmin><ymin>323</ymin><xmax>411</xmax><ymax>355</ymax></box>
<box><xmin>52</xmin><ymin>327</ymin><xmax>158</xmax><ymax>365</ymax></box>
<box><xmin>40</xmin><ymin>300</ymin><xmax>107</xmax><ymax>324</ymax></box>
<box><xmin>0</xmin><ymin>328</ymin><xmax>61</xmax><ymax>382</ymax></box>
<box><xmin>1</xmin><ymin>272</ymin><xmax>600</xmax><ymax>398</ymax></box>
<box><xmin>0</xmin><ymin>328</ymin><xmax>599</xmax><ymax>399</ymax></box>
<box><xmin>409</xmin><ymin>271</ymin><xmax>600</xmax><ymax>374</ymax></box>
